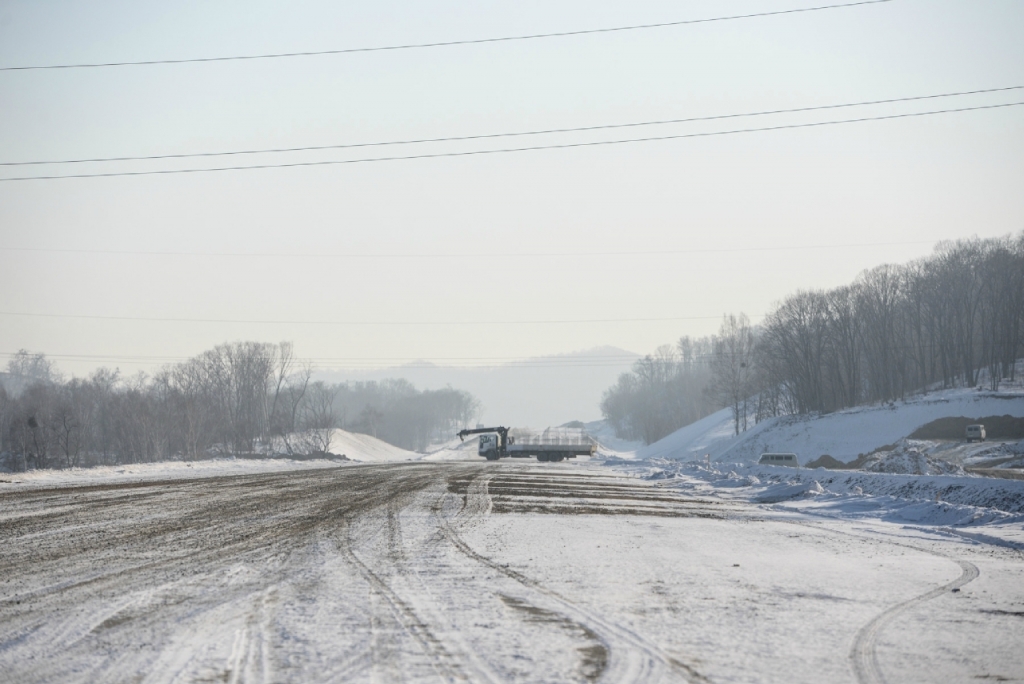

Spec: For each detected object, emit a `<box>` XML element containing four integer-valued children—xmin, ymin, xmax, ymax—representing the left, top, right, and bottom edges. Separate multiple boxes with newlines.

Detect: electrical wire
<box><xmin>0</xmin><ymin>311</ymin><xmax>752</xmax><ymax>326</ymax></box>
<box><xmin>7</xmin><ymin>85</ymin><xmax>1016</xmax><ymax>167</ymax></box>
<box><xmin>0</xmin><ymin>351</ymin><xmax>644</xmax><ymax>363</ymax></box>
<box><xmin>0</xmin><ymin>340</ymin><xmax>984</xmax><ymax>369</ymax></box>
<box><xmin>0</xmin><ymin>240</ymin><xmax>938</xmax><ymax>259</ymax></box>
<box><xmin>0</xmin><ymin>1</ymin><xmax>893</xmax><ymax>72</ymax></box>
<box><xmin>3</xmin><ymin>101</ymin><xmax>1020</xmax><ymax>182</ymax></box>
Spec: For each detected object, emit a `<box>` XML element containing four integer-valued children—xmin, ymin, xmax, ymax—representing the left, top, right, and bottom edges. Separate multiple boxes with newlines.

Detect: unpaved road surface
<box><xmin>2</xmin><ymin>462</ymin><xmax>1022</xmax><ymax>683</ymax></box>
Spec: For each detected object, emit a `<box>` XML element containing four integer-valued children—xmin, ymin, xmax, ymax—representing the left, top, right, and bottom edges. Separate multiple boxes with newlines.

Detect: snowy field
<box><xmin>2</xmin><ymin>459</ymin><xmax>1023</xmax><ymax>683</ymax></box>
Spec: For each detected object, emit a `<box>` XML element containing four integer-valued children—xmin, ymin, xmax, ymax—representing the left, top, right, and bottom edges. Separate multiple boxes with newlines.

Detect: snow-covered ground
<box><xmin>2</xmin><ymin>458</ymin><xmax>1022</xmax><ymax>683</ymax></box>
<box><xmin>4</xmin><ymin>390</ymin><xmax>1024</xmax><ymax>683</ymax></box>
<box><xmin>465</xmin><ymin>470</ymin><xmax>1024</xmax><ymax>684</ymax></box>
<box><xmin>637</xmin><ymin>387</ymin><xmax>1024</xmax><ymax>465</ymax></box>
<box><xmin>625</xmin><ymin>459</ymin><xmax>1024</xmax><ymax>546</ymax></box>
<box><xmin>0</xmin><ymin>456</ymin><xmax>345</xmax><ymax>489</ymax></box>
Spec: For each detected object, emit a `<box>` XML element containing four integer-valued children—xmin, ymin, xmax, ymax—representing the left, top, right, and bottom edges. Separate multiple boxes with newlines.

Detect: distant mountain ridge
<box><xmin>315</xmin><ymin>346</ymin><xmax>639</xmax><ymax>428</ymax></box>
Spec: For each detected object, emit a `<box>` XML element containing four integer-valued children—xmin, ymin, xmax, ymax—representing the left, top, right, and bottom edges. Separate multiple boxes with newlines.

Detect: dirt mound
<box><xmin>910</xmin><ymin>415</ymin><xmax>1024</xmax><ymax>440</ymax></box>
<box><xmin>804</xmin><ymin>454</ymin><xmax>850</xmax><ymax>469</ymax></box>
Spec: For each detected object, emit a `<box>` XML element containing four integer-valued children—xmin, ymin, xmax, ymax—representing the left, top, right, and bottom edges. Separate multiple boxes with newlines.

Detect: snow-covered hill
<box><xmin>637</xmin><ymin>387</ymin><xmax>1024</xmax><ymax>465</ymax></box>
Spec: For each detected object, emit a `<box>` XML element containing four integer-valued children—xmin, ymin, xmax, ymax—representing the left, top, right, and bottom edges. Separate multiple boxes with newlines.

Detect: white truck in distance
<box><xmin>457</xmin><ymin>426</ymin><xmax>596</xmax><ymax>462</ymax></box>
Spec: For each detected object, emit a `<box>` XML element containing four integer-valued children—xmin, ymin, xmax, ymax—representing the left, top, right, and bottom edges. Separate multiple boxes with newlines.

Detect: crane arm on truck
<box><xmin>457</xmin><ymin>426</ymin><xmax>512</xmax><ymax>444</ymax></box>
<box><xmin>457</xmin><ymin>426</ymin><xmax>512</xmax><ymax>460</ymax></box>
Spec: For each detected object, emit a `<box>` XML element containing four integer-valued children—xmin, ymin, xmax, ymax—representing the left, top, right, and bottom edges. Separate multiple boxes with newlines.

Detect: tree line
<box><xmin>333</xmin><ymin>379</ymin><xmax>480</xmax><ymax>451</ymax></box>
<box><xmin>603</xmin><ymin>234</ymin><xmax>1024</xmax><ymax>444</ymax></box>
<box><xmin>0</xmin><ymin>342</ymin><xmax>480</xmax><ymax>470</ymax></box>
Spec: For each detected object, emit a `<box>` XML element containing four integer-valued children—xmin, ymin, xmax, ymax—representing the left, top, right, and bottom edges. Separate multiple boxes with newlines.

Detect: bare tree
<box><xmin>275</xmin><ymin>363</ymin><xmax>312</xmax><ymax>455</ymax></box>
<box><xmin>711</xmin><ymin>314</ymin><xmax>756</xmax><ymax>435</ymax></box>
<box><xmin>300</xmin><ymin>381</ymin><xmax>338</xmax><ymax>454</ymax></box>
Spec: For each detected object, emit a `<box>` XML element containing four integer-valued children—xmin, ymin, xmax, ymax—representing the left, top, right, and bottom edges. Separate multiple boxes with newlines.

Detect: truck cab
<box><xmin>478</xmin><ymin>434</ymin><xmax>499</xmax><ymax>459</ymax></box>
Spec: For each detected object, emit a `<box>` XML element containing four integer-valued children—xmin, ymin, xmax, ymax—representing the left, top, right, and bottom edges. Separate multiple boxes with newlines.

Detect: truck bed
<box><xmin>506</xmin><ymin>443</ymin><xmax>594</xmax><ymax>459</ymax></box>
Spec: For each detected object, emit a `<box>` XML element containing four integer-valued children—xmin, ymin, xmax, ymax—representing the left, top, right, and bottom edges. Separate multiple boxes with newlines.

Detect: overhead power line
<box><xmin>0</xmin><ymin>240</ymin><xmax>937</xmax><ymax>260</ymax></box>
<box><xmin>0</xmin><ymin>351</ymin><xmax>646</xmax><ymax>369</ymax></box>
<box><xmin>0</xmin><ymin>1</ymin><xmax>892</xmax><ymax>72</ymax></box>
<box><xmin>2</xmin><ymin>101</ymin><xmax>1020</xmax><ymax>182</ymax></box>
<box><xmin>0</xmin><ymin>341</ymin><xmax>970</xmax><ymax>369</ymax></box>
<box><xmin>0</xmin><ymin>359</ymin><xmax>643</xmax><ymax>369</ymax></box>
<box><xmin>3</xmin><ymin>85</ymin><xmax>1017</xmax><ymax>168</ymax></box>
<box><xmin>0</xmin><ymin>351</ymin><xmax>643</xmax><ymax>363</ymax></box>
<box><xmin>0</xmin><ymin>311</ymin><xmax>754</xmax><ymax>326</ymax></box>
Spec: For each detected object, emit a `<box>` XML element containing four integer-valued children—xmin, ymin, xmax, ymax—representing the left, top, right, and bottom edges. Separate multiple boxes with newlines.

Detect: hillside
<box><xmin>636</xmin><ymin>386</ymin><xmax>1024</xmax><ymax>465</ymax></box>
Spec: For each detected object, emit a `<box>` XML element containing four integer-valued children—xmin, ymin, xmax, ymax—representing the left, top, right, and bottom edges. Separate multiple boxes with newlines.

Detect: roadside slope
<box><xmin>638</xmin><ymin>388</ymin><xmax>1024</xmax><ymax>464</ymax></box>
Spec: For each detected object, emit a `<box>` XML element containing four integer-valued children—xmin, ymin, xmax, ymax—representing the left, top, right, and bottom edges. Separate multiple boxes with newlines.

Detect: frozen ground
<box><xmin>2</xmin><ymin>460</ymin><xmax>1023</xmax><ymax>683</ymax></box>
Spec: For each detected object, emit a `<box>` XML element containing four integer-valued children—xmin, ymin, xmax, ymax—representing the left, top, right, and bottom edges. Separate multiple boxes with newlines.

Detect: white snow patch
<box><xmin>327</xmin><ymin>428</ymin><xmax>418</xmax><ymax>462</ymax></box>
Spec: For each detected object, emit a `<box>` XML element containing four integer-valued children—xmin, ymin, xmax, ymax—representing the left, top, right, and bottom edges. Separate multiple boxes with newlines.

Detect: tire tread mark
<box><xmin>850</xmin><ymin>559</ymin><xmax>978</xmax><ymax>684</ymax></box>
<box><xmin>435</xmin><ymin>471</ymin><xmax>708</xmax><ymax>684</ymax></box>
<box><xmin>335</xmin><ymin>475</ymin><xmax>473</xmax><ymax>684</ymax></box>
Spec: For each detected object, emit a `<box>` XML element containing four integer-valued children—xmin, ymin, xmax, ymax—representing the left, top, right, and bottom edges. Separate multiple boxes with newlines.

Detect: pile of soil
<box><xmin>804</xmin><ymin>454</ymin><xmax>849</xmax><ymax>469</ymax></box>
<box><xmin>910</xmin><ymin>415</ymin><xmax>1024</xmax><ymax>440</ymax></box>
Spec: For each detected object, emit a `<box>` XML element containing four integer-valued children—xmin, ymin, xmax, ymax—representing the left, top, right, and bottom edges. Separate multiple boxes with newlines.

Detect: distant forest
<box><xmin>0</xmin><ymin>343</ymin><xmax>479</xmax><ymax>471</ymax></box>
<box><xmin>603</xmin><ymin>234</ymin><xmax>1024</xmax><ymax>444</ymax></box>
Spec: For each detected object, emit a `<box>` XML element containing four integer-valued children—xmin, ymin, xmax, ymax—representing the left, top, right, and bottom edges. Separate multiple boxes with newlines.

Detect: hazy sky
<box><xmin>1</xmin><ymin>0</ymin><xmax>1022</xmax><ymax>379</ymax></box>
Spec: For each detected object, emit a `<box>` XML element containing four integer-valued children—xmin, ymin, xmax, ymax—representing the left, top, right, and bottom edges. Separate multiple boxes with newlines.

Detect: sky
<box><xmin>1</xmin><ymin>0</ymin><xmax>1023</xmax><ymax>381</ymax></box>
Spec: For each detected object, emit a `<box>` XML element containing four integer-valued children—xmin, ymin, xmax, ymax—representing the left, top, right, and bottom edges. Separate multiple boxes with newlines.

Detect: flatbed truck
<box><xmin>457</xmin><ymin>426</ymin><xmax>595</xmax><ymax>462</ymax></box>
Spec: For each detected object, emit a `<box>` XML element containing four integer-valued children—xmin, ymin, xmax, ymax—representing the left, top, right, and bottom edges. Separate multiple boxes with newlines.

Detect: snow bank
<box><xmin>860</xmin><ymin>441</ymin><xmax>966</xmax><ymax>475</ymax></box>
<box><xmin>640</xmin><ymin>460</ymin><xmax>1024</xmax><ymax>528</ymax></box>
<box><xmin>639</xmin><ymin>388</ymin><xmax>1024</xmax><ymax>464</ymax></box>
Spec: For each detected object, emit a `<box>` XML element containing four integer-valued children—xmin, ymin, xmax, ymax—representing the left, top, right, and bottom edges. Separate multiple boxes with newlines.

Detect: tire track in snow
<box><xmin>849</xmin><ymin>559</ymin><xmax>979</xmax><ymax>684</ymax></box>
<box><xmin>771</xmin><ymin>518</ymin><xmax>983</xmax><ymax>684</ymax></box>
<box><xmin>380</xmin><ymin>475</ymin><xmax>505</xmax><ymax>684</ymax></box>
<box><xmin>0</xmin><ymin>465</ymin><xmax>435</xmax><ymax>683</ymax></box>
<box><xmin>435</xmin><ymin>470</ymin><xmax>708</xmax><ymax>684</ymax></box>
<box><xmin>225</xmin><ymin>587</ymin><xmax>277</xmax><ymax>684</ymax></box>
<box><xmin>333</xmin><ymin>468</ymin><xmax>479</xmax><ymax>683</ymax></box>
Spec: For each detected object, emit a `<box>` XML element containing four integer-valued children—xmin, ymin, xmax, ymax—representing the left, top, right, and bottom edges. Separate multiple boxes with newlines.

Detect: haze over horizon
<box><xmin>2</xmin><ymin>0</ymin><xmax>1023</xmax><ymax>386</ymax></box>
